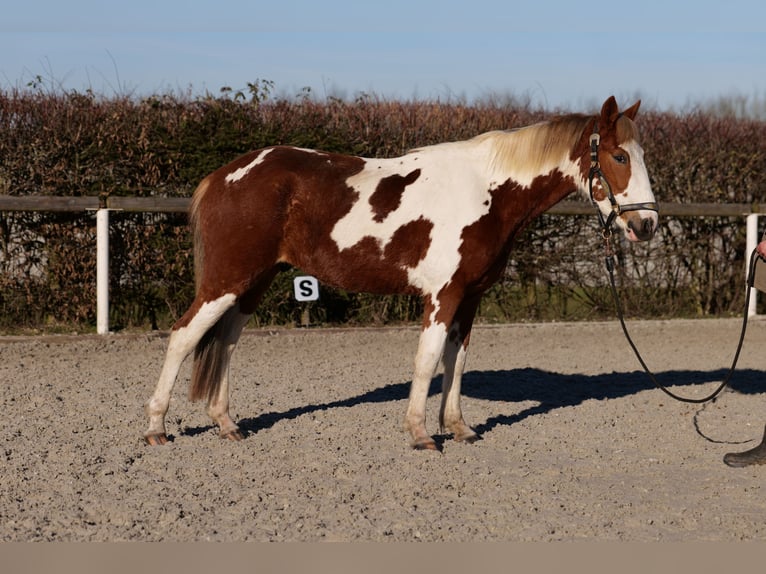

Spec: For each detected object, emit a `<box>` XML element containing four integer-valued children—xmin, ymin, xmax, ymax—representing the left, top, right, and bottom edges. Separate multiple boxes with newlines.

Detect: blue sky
<box><xmin>1</xmin><ymin>0</ymin><xmax>764</xmax><ymax>111</ymax></box>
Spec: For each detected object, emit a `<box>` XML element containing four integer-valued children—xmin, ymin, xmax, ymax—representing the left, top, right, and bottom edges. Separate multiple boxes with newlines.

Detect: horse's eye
<box><xmin>613</xmin><ymin>154</ymin><xmax>628</xmax><ymax>165</ymax></box>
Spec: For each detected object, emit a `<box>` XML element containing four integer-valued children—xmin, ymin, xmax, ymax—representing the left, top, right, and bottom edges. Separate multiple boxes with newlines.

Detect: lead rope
<box><xmin>601</xmin><ymin>231</ymin><xmax>758</xmax><ymax>404</ymax></box>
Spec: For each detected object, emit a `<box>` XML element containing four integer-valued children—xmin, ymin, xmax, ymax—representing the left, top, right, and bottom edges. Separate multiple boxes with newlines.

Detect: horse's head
<box><xmin>586</xmin><ymin>96</ymin><xmax>658</xmax><ymax>242</ymax></box>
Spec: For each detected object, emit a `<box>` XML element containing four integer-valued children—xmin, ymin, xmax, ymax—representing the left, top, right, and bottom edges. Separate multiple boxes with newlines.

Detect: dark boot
<box><xmin>724</xmin><ymin>424</ymin><xmax>766</xmax><ymax>467</ymax></box>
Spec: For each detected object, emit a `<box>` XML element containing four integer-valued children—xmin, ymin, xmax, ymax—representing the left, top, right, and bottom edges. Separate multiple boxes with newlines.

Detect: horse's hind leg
<box><xmin>144</xmin><ymin>293</ymin><xmax>238</xmax><ymax>445</ymax></box>
<box><xmin>203</xmin><ymin>307</ymin><xmax>252</xmax><ymax>440</ymax></box>
<box><xmin>198</xmin><ymin>271</ymin><xmax>277</xmax><ymax>440</ymax></box>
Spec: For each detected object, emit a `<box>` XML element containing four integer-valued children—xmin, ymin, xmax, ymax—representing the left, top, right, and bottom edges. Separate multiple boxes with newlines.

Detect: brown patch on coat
<box><xmin>216</xmin><ymin>149</ymin><xmax>432</xmax><ymax>295</ymax></box>
<box><xmin>588</xmin><ymin>114</ymin><xmax>638</xmax><ymax>202</ymax></box>
<box><xmin>287</xmin><ymin>216</ymin><xmax>434</xmax><ymax>295</ymax></box>
<box><xmin>188</xmin><ymin>147</ymin><xmax>366</xmax><ymax>307</ymax></box>
<box><xmin>431</xmin><ymin>170</ymin><xmax>577</xmax><ymax>328</ymax></box>
<box><xmin>369</xmin><ymin>169</ymin><xmax>421</xmax><ymax>222</ymax></box>
<box><xmin>384</xmin><ymin>217</ymin><xmax>433</xmax><ymax>269</ymax></box>
<box><xmin>580</xmin><ymin>98</ymin><xmax>641</xmax><ymax>201</ymax></box>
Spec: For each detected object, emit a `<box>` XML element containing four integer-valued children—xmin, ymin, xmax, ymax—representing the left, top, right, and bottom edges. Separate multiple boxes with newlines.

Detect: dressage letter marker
<box><xmin>294</xmin><ymin>276</ymin><xmax>319</xmax><ymax>301</ymax></box>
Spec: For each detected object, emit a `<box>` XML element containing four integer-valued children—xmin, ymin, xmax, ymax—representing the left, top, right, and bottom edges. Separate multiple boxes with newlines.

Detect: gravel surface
<box><xmin>2</xmin><ymin>318</ymin><xmax>766</xmax><ymax>541</ymax></box>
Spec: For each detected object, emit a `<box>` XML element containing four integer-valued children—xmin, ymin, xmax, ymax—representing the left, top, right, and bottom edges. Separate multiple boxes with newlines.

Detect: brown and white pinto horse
<box><xmin>144</xmin><ymin>96</ymin><xmax>658</xmax><ymax>450</ymax></box>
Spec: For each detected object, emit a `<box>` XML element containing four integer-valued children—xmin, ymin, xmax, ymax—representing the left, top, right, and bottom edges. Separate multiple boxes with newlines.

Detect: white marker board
<box><xmin>293</xmin><ymin>276</ymin><xmax>319</xmax><ymax>301</ymax></box>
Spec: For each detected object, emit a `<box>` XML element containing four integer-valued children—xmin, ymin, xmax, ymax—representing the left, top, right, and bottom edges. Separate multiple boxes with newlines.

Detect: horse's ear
<box><xmin>599</xmin><ymin>96</ymin><xmax>621</xmax><ymax>127</ymax></box>
<box><xmin>622</xmin><ymin>100</ymin><xmax>641</xmax><ymax>120</ymax></box>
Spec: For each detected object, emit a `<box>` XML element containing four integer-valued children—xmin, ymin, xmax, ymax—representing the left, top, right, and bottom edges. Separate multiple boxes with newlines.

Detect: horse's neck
<box><xmin>479</xmin><ymin>131</ymin><xmax>585</xmax><ymax>207</ymax></box>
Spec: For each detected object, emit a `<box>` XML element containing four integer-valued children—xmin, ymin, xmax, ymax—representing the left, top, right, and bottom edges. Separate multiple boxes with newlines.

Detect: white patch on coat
<box><xmin>622</xmin><ymin>141</ymin><xmax>653</xmax><ymax>204</ymax></box>
<box><xmin>622</xmin><ymin>140</ymin><xmax>658</xmax><ymax>229</ymax></box>
<box><xmin>415</xmin><ymin>319</ymin><xmax>449</xmax><ymax>367</ymax></box>
<box><xmin>331</xmin><ymin>141</ymin><xmax>494</xmax><ymax>296</ymax></box>
<box><xmin>225</xmin><ymin>149</ymin><xmax>274</xmax><ymax>184</ymax></box>
<box><xmin>172</xmin><ymin>293</ymin><xmax>238</xmax><ymax>348</ymax></box>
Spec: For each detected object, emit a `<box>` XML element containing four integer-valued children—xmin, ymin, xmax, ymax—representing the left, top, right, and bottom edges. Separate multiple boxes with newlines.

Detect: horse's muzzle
<box><xmin>626</xmin><ymin>213</ymin><xmax>657</xmax><ymax>242</ymax></box>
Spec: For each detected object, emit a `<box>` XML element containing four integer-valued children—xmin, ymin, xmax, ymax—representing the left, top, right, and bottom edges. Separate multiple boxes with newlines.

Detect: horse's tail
<box><xmin>189</xmin><ymin>308</ymin><xmax>238</xmax><ymax>403</ymax></box>
<box><xmin>187</xmin><ymin>176</ymin><xmax>231</xmax><ymax>404</ymax></box>
<box><xmin>189</xmin><ymin>177</ymin><xmax>209</xmax><ymax>292</ymax></box>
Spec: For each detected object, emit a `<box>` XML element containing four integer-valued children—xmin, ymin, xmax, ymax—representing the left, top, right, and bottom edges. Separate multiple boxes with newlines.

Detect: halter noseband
<box><xmin>588</xmin><ymin>120</ymin><xmax>659</xmax><ymax>232</ymax></box>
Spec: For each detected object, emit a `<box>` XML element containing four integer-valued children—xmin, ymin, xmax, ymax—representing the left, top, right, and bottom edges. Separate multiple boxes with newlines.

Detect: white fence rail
<box><xmin>1</xmin><ymin>196</ymin><xmax>765</xmax><ymax>333</ymax></box>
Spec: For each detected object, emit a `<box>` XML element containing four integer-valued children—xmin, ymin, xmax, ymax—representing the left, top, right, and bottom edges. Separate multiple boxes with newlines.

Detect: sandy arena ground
<box><xmin>2</xmin><ymin>318</ymin><xmax>766</xmax><ymax>542</ymax></box>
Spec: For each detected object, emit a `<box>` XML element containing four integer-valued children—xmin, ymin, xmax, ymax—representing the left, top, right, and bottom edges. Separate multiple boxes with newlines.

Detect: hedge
<box><xmin>1</xmin><ymin>84</ymin><xmax>764</xmax><ymax>332</ymax></box>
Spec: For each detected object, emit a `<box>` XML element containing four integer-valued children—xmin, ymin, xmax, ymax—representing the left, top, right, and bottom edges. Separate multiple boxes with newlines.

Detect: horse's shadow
<box><xmin>182</xmin><ymin>367</ymin><xmax>766</xmax><ymax>439</ymax></box>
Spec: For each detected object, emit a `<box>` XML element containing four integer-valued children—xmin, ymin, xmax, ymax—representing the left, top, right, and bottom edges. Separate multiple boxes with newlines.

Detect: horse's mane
<box><xmin>615</xmin><ymin>113</ymin><xmax>640</xmax><ymax>144</ymax></box>
<box><xmin>474</xmin><ymin>114</ymin><xmax>592</xmax><ymax>178</ymax></box>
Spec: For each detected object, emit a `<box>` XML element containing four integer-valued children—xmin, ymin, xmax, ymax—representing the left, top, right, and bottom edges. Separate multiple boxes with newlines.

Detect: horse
<box><xmin>144</xmin><ymin>96</ymin><xmax>658</xmax><ymax>451</ymax></box>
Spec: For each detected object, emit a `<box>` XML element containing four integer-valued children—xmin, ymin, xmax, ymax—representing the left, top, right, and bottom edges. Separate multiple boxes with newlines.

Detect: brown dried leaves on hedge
<box><xmin>1</xmin><ymin>88</ymin><xmax>764</xmax><ymax>331</ymax></box>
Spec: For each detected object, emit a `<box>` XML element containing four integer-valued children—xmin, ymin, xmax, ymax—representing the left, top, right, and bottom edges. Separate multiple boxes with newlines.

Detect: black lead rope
<box><xmin>602</xmin><ymin>233</ymin><xmax>759</xmax><ymax>404</ymax></box>
<box><xmin>586</xmin><ymin>122</ymin><xmax>749</xmax><ymax>404</ymax></box>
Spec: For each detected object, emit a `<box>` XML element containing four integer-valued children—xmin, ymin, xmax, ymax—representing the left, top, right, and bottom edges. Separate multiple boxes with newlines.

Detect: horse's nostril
<box><xmin>630</xmin><ymin>217</ymin><xmax>656</xmax><ymax>240</ymax></box>
<box><xmin>643</xmin><ymin>218</ymin><xmax>654</xmax><ymax>235</ymax></box>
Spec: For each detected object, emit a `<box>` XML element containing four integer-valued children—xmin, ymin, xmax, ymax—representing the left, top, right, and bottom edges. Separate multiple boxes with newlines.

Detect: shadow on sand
<box><xmin>181</xmin><ymin>367</ymin><xmax>766</xmax><ymax>441</ymax></box>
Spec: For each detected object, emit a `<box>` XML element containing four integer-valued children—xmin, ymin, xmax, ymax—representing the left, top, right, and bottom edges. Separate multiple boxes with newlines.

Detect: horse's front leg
<box><xmin>440</xmin><ymin>330</ymin><xmax>479</xmax><ymax>443</ymax></box>
<box><xmin>404</xmin><ymin>322</ymin><xmax>448</xmax><ymax>450</ymax></box>
<box><xmin>439</xmin><ymin>297</ymin><xmax>481</xmax><ymax>443</ymax></box>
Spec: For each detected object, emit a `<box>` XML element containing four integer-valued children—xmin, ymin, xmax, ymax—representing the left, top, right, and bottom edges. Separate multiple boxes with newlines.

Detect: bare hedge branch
<box><xmin>1</xmin><ymin>87</ymin><xmax>764</xmax><ymax>332</ymax></box>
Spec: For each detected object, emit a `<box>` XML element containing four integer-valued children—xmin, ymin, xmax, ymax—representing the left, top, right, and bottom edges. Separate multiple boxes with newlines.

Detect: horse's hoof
<box><xmin>221</xmin><ymin>429</ymin><xmax>245</xmax><ymax>442</ymax></box>
<box><xmin>144</xmin><ymin>433</ymin><xmax>169</xmax><ymax>446</ymax></box>
<box><xmin>457</xmin><ymin>432</ymin><xmax>482</xmax><ymax>444</ymax></box>
<box><xmin>446</xmin><ymin>424</ymin><xmax>481</xmax><ymax>444</ymax></box>
<box><xmin>411</xmin><ymin>437</ymin><xmax>442</xmax><ymax>452</ymax></box>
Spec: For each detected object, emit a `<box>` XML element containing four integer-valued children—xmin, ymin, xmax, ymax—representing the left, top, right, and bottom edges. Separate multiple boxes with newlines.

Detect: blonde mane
<box><xmin>475</xmin><ymin>114</ymin><xmax>591</xmax><ymax>179</ymax></box>
<box><xmin>615</xmin><ymin>114</ymin><xmax>640</xmax><ymax>144</ymax></box>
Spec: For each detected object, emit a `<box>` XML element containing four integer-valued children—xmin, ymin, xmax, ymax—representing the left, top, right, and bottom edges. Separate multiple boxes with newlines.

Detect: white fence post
<box><xmin>746</xmin><ymin>213</ymin><xmax>760</xmax><ymax>318</ymax></box>
<box><xmin>96</xmin><ymin>207</ymin><xmax>110</xmax><ymax>334</ymax></box>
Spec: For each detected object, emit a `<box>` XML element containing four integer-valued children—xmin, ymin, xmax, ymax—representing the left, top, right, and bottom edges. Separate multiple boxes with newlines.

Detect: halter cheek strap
<box><xmin>588</xmin><ymin>121</ymin><xmax>659</xmax><ymax>232</ymax></box>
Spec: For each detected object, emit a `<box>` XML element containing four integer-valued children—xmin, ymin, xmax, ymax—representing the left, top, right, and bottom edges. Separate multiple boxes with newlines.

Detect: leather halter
<box><xmin>588</xmin><ymin>120</ymin><xmax>659</xmax><ymax>232</ymax></box>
